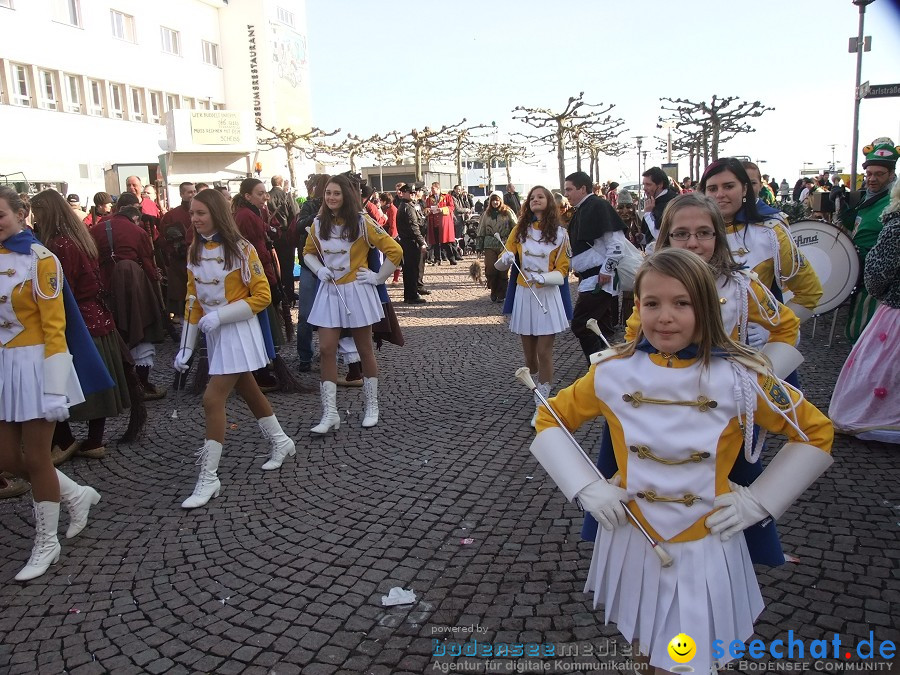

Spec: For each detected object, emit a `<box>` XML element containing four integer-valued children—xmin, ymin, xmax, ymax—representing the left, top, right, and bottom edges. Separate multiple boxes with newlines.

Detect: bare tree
<box><xmin>314</xmin><ymin>132</ymin><xmax>386</xmax><ymax>174</ymax></box>
<box><xmin>471</xmin><ymin>142</ymin><xmax>507</xmax><ymax>193</ymax></box>
<box><xmin>256</xmin><ymin>122</ymin><xmax>341</xmax><ymax>190</ymax></box>
<box><xmin>513</xmin><ymin>93</ymin><xmax>619</xmax><ymax>190</ymax></box>
<box><xmin>407</xmin><ymin>120</ymin><xmax>467</xmax><ymax>182</ymax></box>
<box><xmin>659</xmin><ymin>95</ymin><xmax>774</xmax><ymax>163</ymax></box>
<box><xmin>582</xmin><ymin>133</ymin><xmax>629</xmax><ymax>184</ymax></box>
<box><xmin>434</xmin><ymin>123</ymin><xmax>492</xmax><ymax>187</ymax></box>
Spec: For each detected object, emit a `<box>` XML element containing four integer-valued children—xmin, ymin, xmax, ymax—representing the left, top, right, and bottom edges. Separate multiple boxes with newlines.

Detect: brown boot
<box><xmin>0</xmin><ymin>473</ymin><xmax>30</xmax><ymax>499</ymax></box>
<box><xmin>136</xmin><ymin>365</ymin><xmax>167</xmax><ymax>401</ymax></box>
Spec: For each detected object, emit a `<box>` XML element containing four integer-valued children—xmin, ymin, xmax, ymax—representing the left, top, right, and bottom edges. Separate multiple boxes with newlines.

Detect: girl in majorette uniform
<box><xmin>582</xmin><ymin>193</ymin><xmax>805</xmax><ymax>564</ymax></box>
<box><xmin>530</xmin><ymin>248</ymin><xmax>833</xmax><ymax>672</ymax></box>
<box><xmin>699</xmin><ymin>158</ymin><xmax>823</xmax><ymax>325</ymax></box>
<box><xmin>175</xmin><ymin>189</ymin><xmax>295</xmax><ymax>509</ymax></box>
<box><xmin>0</xmin><ymin>187</ymin><xmax>102</xmax><ymax>581</ymax></box>
<box><xmin>31</xmin><ymin>190</ymin><xmax>144</xmax><ymax>461</ymax></box>
<box><xmin>302</xmin><ymin>174</ymin><xmax>403</xmax><ymax>433</ymax></box>
<box><xmin>495</xmin><ymin>186</ymin><xmax>570</xmax><ymax>427</ymax></box>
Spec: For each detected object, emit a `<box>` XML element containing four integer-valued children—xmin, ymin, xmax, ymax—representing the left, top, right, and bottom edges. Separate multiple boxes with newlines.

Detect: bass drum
<box><xmin>784</xmin><ymin>220</ymin><xmax>859</xmax><ymax>315</ymax></box>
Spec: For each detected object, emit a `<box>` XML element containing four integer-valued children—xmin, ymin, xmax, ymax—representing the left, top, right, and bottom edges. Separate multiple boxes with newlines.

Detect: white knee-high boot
<box><xmin>259</xmin><ymin>415</ymin><xmax>296</xmax><ymax>470</ymax></box>
<box><xmin>56</xmin><ymin>470</ymin><xmax>101</xmax><ymax>539</ymax></box>
<box><xmin>181</xmin><ymin>440</ymin><xmax>223</xmax><ymax>509</ymax></box>
<box><xmin>311</xmin><ymin>381</ymin><xmax>340</xmax><ymax>434</ymax></box>
<box><xmin>531</xmin><ymin>382</ymin><xmax>551</xmax><ymax>428</ymax></box>
<box><xmin>362</xmin><ymin>377</ymin><xmax>378</xmax><ymax>428</ymax></box>
<box><xmin>15</xmin><ymin>501</ymin><xmax>61</xmax><ymax>581</ymax></box>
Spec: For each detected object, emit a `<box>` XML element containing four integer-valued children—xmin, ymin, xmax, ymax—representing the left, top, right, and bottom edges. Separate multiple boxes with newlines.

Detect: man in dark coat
<box><xmin>268</xmin><ymin>175</ymin><xmax>299</xmax><ymax>304</ymax></box>
<box><xmin>563</xmin><ymin>171</ymin><xmax>629</xmax><ymax>361</ymax></box>
<box><xmin>639</xmin><ymin>166</ymin><xmax>677</xmax><ymax>243</ymax></box>
<box><xmin>396</xmin><ymin>184</ymin><xmax>428</xmax><ymax>304</ymax></box>
<box><xmin>503</xmin><ymin>183</ymin><xmax>521</xmax><ymax>215</ymax></box>
<box><xmin>158</xmin><ymin>181</ymin><xmax>196</xmax><ymax>316</ymax></box>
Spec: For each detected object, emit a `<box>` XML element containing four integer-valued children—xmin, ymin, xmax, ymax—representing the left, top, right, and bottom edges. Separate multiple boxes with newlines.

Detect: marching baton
<box><xmin>305</xmin><ymin>226</ymin><xmax>351</xmax><ymax>316</ymax></box>
<box><xmin>515</xmin><ymin>366</ymin><xmax>674</xmax><ymax>568</ymax></box>
<box><xmin>585</xmin><ymin>318</ymin><xmax>612</xmax><ymax>350</ymax></box>
<box><xmin>171</xmin><ymin>294</ymin><xmax>196</xmax><ymax>420</ymax></box>
<box><xmin>493</xmin><ymin>232</ymin><xmax>548</xmax><ymax>314</ymax></box>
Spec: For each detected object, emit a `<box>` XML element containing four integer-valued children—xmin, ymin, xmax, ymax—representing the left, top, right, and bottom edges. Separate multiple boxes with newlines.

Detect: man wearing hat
<box><xmin>840</xmin><ymin>137</ymin><xmax>899</xmax><ymax>342</ymax></box>
<box><xmin>67</xmin><ymin>194</ymin><xmax>87</xmax><ymax>221</ymax></box>
<box><xmin>396</xmin><ymin>184</ymin><xmax>428</xmax><ymax>304</ymax></box>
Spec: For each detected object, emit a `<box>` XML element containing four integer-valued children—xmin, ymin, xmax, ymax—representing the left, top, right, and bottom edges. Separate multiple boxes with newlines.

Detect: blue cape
<box><xmin>4</xmin><ymin>230</ymin><xmax>114</xmax><ymax>396</ymax></box>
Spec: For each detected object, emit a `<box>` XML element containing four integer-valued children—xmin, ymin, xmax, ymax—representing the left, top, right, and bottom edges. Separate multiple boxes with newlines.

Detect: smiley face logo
<box><xmin>667</xmin><ymin>633</ymin><xmax>696</xmax><ymax>664</ymax></box>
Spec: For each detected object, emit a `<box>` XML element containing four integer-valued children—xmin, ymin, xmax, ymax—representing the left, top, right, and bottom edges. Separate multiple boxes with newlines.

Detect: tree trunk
<box><xmin>556</xmin><ymin>127</ymin><xmax>566</xmax><ymax>191</ymax></box>
<box><xmin>701</xmin><ymin>125</ymin><xmax>710</xmax><ymax>168</ymax></box>
<box><xmin>456</xmin><ymin>148</ymin><xmax>463</xmax><ymax>188</ymax></box>
<box><xmin>349</xmin><ymin>150</ymin><xmax>358</xmax><ymax>174</ymax></box>
<box><xmin>711</xmin><ymin>117</ymin><xmax>721</xmax><ymax>161</ymax></box>
<box><xmin>688</xmin><ymin>145</ymin><xmax>694</xmax><ymax>182</ymax></box>
<box><xmin>486</xmin><ymin>160</ymin><xmax>494</xmax><ymax>194</ymax></box>
<box><xmin>414</xmin><ymin>144</ymin><xmax>423</xmax><ymax>183</ymax></box>
<box><xmin>505</xmin><ymin>156</ymin><xmax>512</xmax><ymax>185</ymax></box>
<box><xmin>285</xmin><ymin>144</ymin><xmax>296</xmax><ymax>192</ymax></box>
<box><xmin>575</xmin><ymin>137</ymin><xmax>582</xmax><ymax>173</ymax></box>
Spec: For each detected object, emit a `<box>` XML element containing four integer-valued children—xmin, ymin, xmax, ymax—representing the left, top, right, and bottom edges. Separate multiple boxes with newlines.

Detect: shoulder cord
<box><xmin>29</xmin><ymin>251</ymin><xmax>63</xmax><ymax>301</ymax></box>
<box><xmin>729</xmin><ymin>359</ymin><xmax>760</xmax><ymax>462</ymax></box>
<box><xmin>734</xmin><ymin>271</ymin><xmax>751</xmax><ymax>344</ymax></box>
<box><xmin>239</xmin><ymin>241</ymin><xmax>252</xmax><ymax>286</ymax></box>
<box><xmin>772</xmin><ymin>218</ymin><xmax>801</xmax><ymax>283</ymax></box>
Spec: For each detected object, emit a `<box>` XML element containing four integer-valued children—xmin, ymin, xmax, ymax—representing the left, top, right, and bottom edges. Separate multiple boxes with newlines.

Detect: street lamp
<box><xmin>849</xmin><ymin>0</ymin><xmax>875</xmax><ymax>191</ymax></box>
<box><xmin>634</xmin><ymin>136</ymin><xmax>644</xmax><ymax>184</ymax></box>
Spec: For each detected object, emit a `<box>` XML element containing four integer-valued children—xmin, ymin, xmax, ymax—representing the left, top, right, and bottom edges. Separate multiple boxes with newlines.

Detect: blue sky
<box><xmin>306</xmin><ymin>0</ymin><xmax>900</xmax><ymax>183</ymax></box>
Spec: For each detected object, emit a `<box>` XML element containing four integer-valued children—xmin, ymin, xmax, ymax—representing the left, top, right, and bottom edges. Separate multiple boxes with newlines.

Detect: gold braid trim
<box><xmin>622</xmin><ymin>391</ymin><xmax>718</xmax><ymax>411</ymax></box>
<box><xmin>636</xmin><ymin>491</ymin><xmax>702</xmax><ymax>507</ymax></box>
<box><xmin>629</xmin><ymin>445</ymin><xmax>711</xmax><ymax>465</ymax></box>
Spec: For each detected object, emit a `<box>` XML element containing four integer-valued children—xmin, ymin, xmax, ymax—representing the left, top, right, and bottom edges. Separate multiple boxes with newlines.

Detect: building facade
<box><xmin>0</xmin><ymin>0</ymin><xmax>311</xmax><ymax>204</ymax></box>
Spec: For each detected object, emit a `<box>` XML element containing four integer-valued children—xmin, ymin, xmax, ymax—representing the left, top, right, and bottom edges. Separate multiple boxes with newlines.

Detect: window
<box><xmin>88</xmin><ymin>79</ymin><xmax>103</xmax><ymax>115</ymax></box>
<box><xmin>160</xmin><ymin>27</ymin><xmax>180</xmax><ymax>55</ymax></box>
<box><xmin>165</xmin><ymin>93</ymin><xmax>179</xmax><ymax>112</ymax></box>
<box><xmin>10</xmin><ymin>63</ymin><xmax>30</xmax><ymax>106</ymax></box>
<box><xmin>183</xmin><ymin>96</ymin><xmax>195</xmax><ymax>110</ymax></box>
<box><xmin>201</xmin><ymin>40</ymin><xmax>219</xmax><ymax>67</ymax></box>
<box><xmin>276</xmin><ymin>7</ymin><xmax>294</xmax><ymax>27</ymax></box>
<box><xmin>149</xmin><ymin>91</ymin><xmax>162</xmax><ymax>123</ymax></box>
<box><xmin>108</xmin><ymin>82</ymin><xmax>124</xmax><ymax>118</ymax></box>
<box><xmin>129</xmin><ymin>87</ymin><xmax>143</xmax><ymax>121</ymax></box>
<box><xmin>63</xmin><ymin>74</ymin><xmax>80</xmax><ymax>113</ymax></box>
<box><xmin>212</xmin><ymin>103</ymin><xmax>224</xmax><ymax>111</ymax></box>
<box><xmin>52</xmin><ymin>0</ymin><xmax>80</xmax><ymax>26</ymax></box>
<box><xmin>110</xmin><ymin>10</ymin><xmax>135</xmax><ymax>42</ymax></box>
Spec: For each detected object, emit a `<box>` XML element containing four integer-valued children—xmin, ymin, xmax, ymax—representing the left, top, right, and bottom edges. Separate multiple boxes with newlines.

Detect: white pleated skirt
<box><xmin>585</xmin><ymin>524</ymin><xmax>764</xmax><ymax>671</ymax></box>
<box><xmin>206</xmin><ymin>317</ymin><xmax>268</xmax><ymax>375</ymax></box>
<box><xmin>0</xmin><ymin>344</ymin><xmax>85</xmax><ymax>422</ymax></box>
<box><xmin>509</xmin><ymin>284</ymin><xmax>569</xmax><ymax>336</ymax></box>
<box><xmin>308</xmin><ymin>279</ymin><xmax>385</xmax><ymax>329</ymax></box>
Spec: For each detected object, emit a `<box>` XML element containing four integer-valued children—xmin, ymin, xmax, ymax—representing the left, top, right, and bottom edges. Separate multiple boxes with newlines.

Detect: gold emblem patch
<box><xmin>763</xmin><ymin>376</ymin><xmax>791</xmax><ymax>410</ymax></box>
<box><xmin>49</xmin><ymin>275</ymin><xmax>58</xmax><ymax>292</ymax></box>
<box><xmin>252</xmin><ymin>262</ymin><xmax>263</xmax><ymax>276</ymax></box>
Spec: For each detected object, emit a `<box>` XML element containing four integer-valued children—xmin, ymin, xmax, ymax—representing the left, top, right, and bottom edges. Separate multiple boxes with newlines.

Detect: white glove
<box><xmin>197</xmin><ymin>311</ymin><xmax>221</xmax><ymax>334</ymax></box>
<box><xmin>705</xmin><ymin>482</ymin><xmax>769</xmax><ymax>541</ymax></box>
<box><xmin>356</xmin><ymin>267</ymin><xmax>379</xmax><ymax>285</ymax></box>
<box><xmin>42</xmin><ymin>393</ymin><xmax>69</xmax><ymax>423</ymax></box>
<box><xmin>501</xmin><ymin>251</ymin><xmax>514</xmax><ymax>266</ymax></box>
<box><xmin>747</xmin><ymin>323</ymin><xmax>770</xmax><ymax>349</ymax></box>
<box><xmin>173</xmin><ymin>349</ymin><xmax>192</xmax><ymax>373</ymax></box>
<box><xmin>316</xmin><ymin>266</ymin><xmax>334</xmax><ymax>282</ymax></box>
<box><xmin>576</xmin><ymin>475</ymin><xmax>629</xmax><ymax>531</ymax></box>
<box><xmin>529</xmin><ymin>272</ymin><xmax>546</xmax><ymax>285</ymax></box>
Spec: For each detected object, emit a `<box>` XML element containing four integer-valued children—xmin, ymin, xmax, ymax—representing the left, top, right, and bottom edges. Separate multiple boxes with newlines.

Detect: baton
<box><xmin>585</xmin><ymin>318</ymin><xmax>612</xmax><ymax>350</ymax></box>
<box><xmin>515</xmin><ymin>366</ymin><xmax>674</xmax><ymax>568</ymax></box>
<box><xmin>493</xmin><ymin>233</ymin><xmax>548</xmax><ymax>314</ymax></box>
<box><xmin>171</xmin><ymin>294</ymin><xmax>196</xmax><ymax>420</ymax></box>
<box><xmin>305</xmin><ymin>226</ymin><xmax>351</xmax><ymax>316</ymax></box>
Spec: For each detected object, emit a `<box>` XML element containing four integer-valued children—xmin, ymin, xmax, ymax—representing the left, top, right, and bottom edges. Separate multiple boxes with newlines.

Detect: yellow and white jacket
<box><xmin>185</xmin><ymin>239</ymin><xmax>270</xmax><ymax>324</ymax></box>
<box><xmin>303</xmin><ymin>216</ymin><xmax>403</xmax><ymax>285</ymax></box>
<box><xmin>504</xmin><ymin>224</ymin><xmax>570</xmax><ymax>289</ymax></box>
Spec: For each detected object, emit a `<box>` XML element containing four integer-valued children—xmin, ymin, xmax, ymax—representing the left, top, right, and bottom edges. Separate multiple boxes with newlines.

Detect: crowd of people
<box><xmin>1</xmin><ymin>135</ymin><xmax>897</xmax><ymax>673</ymax></box>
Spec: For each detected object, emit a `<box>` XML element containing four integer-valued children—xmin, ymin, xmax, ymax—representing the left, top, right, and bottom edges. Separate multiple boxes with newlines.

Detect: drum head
<box><xmin>786</xmin><ymin>220</ymin><xmax>859</xmax><ymax>315</ymax></box>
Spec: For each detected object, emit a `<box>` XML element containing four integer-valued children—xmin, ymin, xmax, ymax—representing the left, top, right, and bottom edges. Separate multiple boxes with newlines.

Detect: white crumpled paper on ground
<box><xmin>381</xmin><ymin>587</ymin><xmax>417</xmax><ymax>606</ymax></box>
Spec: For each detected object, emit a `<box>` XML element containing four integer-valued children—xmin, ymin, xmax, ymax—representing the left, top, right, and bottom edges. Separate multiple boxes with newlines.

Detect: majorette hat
<box><xmin>861</xmin><ymin>137</ymin><xmax>899</xmax><ymax>171</ymax></box>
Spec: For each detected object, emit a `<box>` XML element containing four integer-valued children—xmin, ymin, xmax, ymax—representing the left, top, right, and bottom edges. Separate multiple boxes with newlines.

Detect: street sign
<box><xmin>847</xmin><ymin>35</ymin><xmax>872</xmax><ymax>52</ymax></box>
<box><xmin>864</xmin><ymin>83</ymin><xmax>900</xmax><ymax>99</ymax></box>
<box><xmin>859</xmin><ymin>81</ymin><xmax>871</xmax><ymax>99</ymax></box>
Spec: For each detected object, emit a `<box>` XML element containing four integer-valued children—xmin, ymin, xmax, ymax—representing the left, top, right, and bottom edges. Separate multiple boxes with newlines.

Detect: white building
<box><xmin>0</xmin><ymin>0</ymin><xmax>312</xmax><ymax>205</ymax></box>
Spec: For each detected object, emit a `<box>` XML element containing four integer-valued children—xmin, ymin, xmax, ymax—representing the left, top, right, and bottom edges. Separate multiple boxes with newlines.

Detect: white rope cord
<box><xmin>29</xmin><ymin>251</ymin><xmax>63</xmax><ymax>301</ymax></box>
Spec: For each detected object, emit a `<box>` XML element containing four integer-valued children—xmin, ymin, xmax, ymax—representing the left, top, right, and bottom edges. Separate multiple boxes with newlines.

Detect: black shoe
<box><xmin>297</xmin><ymin>361</ymin><xmax>311</xmax><ymax>373</ymax></box>
<box><xmin>448</xmin><ymin>259</ymin><xmax>458</xmax><ymax>265</ymax></box>
<box><xmin>405</xmin><ymin>297</ymin><xmax>427</xmax><ymax>304</ymax></box>
<box><xmin>490</xmin><ymin>293</ymin><xmax>497</xmax><ymax>302</ymax></box>
<box><xmin>418</xmin><ymin>289</ymin><xmax>431</xmax><ymax>295</ymax></box>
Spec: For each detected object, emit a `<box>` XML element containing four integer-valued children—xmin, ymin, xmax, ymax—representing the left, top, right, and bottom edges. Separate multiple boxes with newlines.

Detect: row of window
<box><xmin>0</xmin><ymin>1</ymin><xmax>220</xmax><ymax>65</ymax></box>
<box><xmin>2</xmin><ymin>61</ymin><xmax>223</xmax><ymax>124</ymax></box>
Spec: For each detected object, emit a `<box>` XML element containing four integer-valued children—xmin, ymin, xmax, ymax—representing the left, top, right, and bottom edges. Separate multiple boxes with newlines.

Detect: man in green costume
<box><xmin>841</xmin><ymin>137</ymin><xmax>898</xmax><ymax>343</ymax></box>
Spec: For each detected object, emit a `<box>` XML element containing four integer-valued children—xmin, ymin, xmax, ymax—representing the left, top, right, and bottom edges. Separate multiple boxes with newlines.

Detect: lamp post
<box><xmin>634</xmin><ymin>136</ymin><xmax>644</xmax><ymax>184</ymax></box>
<box><xmin>849</xmin><ymin>0</ymin><xmax>875</xmax><ymax>191</ymax></box>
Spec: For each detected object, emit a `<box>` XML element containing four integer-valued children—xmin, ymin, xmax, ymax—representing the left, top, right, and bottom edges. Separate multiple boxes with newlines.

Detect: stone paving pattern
<box><xmin>0</xmin><ymin>260</ymin><xmax>897</xmax><ymax>675</ymax></box>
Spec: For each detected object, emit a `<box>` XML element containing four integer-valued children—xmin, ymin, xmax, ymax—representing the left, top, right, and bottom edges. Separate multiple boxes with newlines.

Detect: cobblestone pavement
<box><xmin>1</xmin><ymin>258</ymin><xmax>898</xmax><ymax>675</ymax></box>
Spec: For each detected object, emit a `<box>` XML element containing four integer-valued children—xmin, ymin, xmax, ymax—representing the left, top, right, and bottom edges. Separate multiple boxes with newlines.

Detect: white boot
<box><xmin>531</xmin><ymin>382</ymin><xmax>551</xmax><ymax>428</ymax></box>
<box><xmin>56</xmin><ymin>470</ymin><xmax>101</xmax><ymax>539</ymax></box>
<box><xmin>258</xmin><ymin>415</ymin><xmax>296</xmax><ymax>471</ymax></box>
<box><xmin>181</xmin><ymin>440</ymin><xmax>223</xmax><ymax>509</ymax></box>
<box><xmin>15</xmin><ymin>501</ymin><xmax>61</xmax><ymax>581</ymax></box>
<box><xmin>362</xmin><ymin>377</ymin><xmax>378</xmax><ymax>428</ymax></box>
<box><xmin>311</xmin><ymin>381</ymin><xmax>340</xmax><ymax>434</ymax></box>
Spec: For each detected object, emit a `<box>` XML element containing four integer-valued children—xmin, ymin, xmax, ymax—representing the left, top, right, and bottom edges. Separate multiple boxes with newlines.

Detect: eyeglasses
<box><xmin>669</xmin><ymin>229</ymin><xmax>716</xmax><ymax>241</ymax></box>
<box><xmin>865</xmin><ymin>170</ymin><xmax>889</xmax><ymax>179</ymax></box>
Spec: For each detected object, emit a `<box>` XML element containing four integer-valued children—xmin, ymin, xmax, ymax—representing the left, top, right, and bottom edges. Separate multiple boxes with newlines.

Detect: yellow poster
<box><xmin>190</xmin><ymin>111</ymin><xmax>243</xmax><ymax>145</ymax></box>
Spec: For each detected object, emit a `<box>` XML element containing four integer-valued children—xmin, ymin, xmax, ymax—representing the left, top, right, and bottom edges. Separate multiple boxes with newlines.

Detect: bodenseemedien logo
<box><xmin>667</xmin><ymin>633</ymin><xmax>696</xmax><ymax>672</ymax></box>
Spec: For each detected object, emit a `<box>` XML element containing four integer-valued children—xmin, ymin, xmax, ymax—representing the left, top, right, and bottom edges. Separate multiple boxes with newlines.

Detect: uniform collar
<box><xmin>1</xmin><ymin>228</ymin><xmax>38</xmax><ymax>254</ymax></box>
<box><xmin>635</xmin><ymin>337</ymin><xmax>700</xmax><ymax>360</ymax></box>
<box><xmin>201</xmin><ymin>231</ymin><xmax>225</xmax><ymax>244</ymax></box>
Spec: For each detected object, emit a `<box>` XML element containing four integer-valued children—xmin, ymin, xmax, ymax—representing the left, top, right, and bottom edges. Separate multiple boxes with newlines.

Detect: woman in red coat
<box><xmin>425</xmin><ymin>182</ymin><xmax>457</xmax><ymax>265</ymax></box>
<box><xmin>32</xmin><ymin>190</ymin><xmax>142</xmax><ymax>461</ymax></box>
